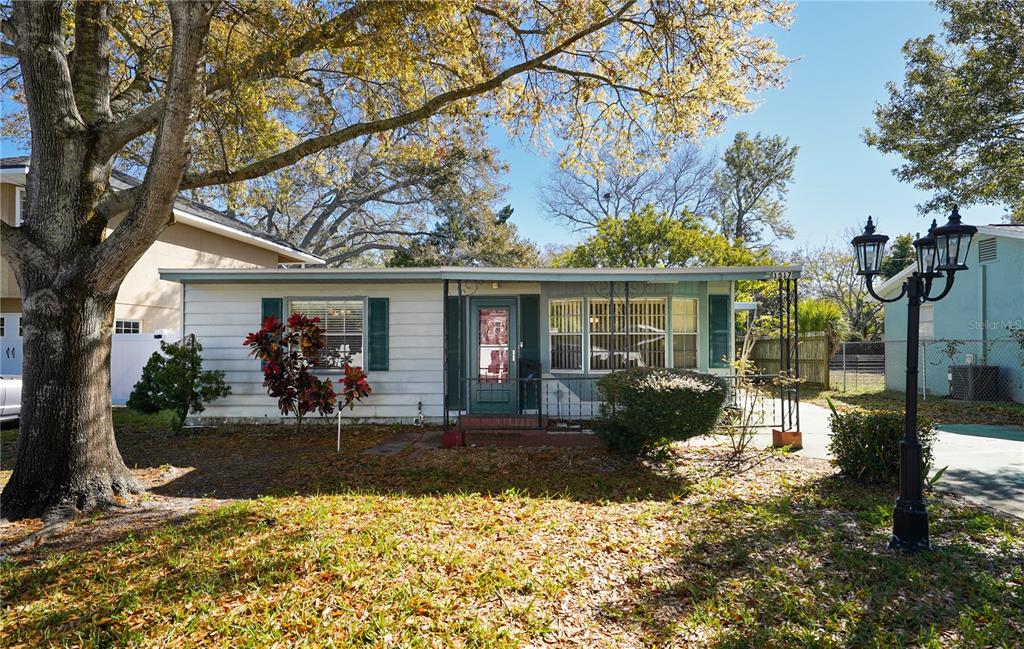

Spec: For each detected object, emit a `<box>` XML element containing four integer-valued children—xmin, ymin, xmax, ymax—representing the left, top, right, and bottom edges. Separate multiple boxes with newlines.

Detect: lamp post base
<box><xmin>888</xmin><ymin>499</ymin><xmax>930</xmax><ymax>552</ymax></box>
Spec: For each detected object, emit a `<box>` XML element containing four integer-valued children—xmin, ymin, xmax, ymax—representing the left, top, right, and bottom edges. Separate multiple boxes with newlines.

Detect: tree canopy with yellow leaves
<box><xmin>0</xmin><ymin>0</ymin><xmax>791</xmax><ymax>520</ymax></box>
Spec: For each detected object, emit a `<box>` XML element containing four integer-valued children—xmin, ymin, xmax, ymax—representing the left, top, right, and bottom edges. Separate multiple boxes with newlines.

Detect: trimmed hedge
<box><xmin>827</xmin><ymin>402</ymin><xmax>936</xmax><ymax>484</ymax></box>
<box><xmin>597</xmin><ymin>368</ymin><xmax>728</xmax><ymax>455</ymax></box>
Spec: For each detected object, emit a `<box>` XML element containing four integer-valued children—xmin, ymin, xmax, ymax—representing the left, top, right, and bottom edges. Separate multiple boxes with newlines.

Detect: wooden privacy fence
<box><xmin>745</xmin><ymin>331</ymin><xmax>831</xmax><ymax>388</ymax></box>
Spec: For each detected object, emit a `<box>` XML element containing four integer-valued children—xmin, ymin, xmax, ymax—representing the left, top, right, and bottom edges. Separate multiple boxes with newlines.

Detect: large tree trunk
<box><xmin>0</xmin><ymin>1</ymin><xmax>214</xmax><ymax>521</ymax></box>
<box><xmin>1</xmin><ymin>288</ymin><xmax>141</xmax><ymax>521</ymax></box>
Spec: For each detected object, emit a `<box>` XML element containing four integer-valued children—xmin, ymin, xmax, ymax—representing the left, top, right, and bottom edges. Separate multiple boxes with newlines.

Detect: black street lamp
<box><xmin>852</xmin><ymin>207</ymin><xmax>977</xmax><ymax>552</ymax></box>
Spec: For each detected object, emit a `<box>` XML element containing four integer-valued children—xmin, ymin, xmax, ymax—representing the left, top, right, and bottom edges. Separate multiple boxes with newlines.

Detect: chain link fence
<box><xmin>831</xmin><ymin>338</ymin><xmax>1024</xmax><ymax>403</ymax></box>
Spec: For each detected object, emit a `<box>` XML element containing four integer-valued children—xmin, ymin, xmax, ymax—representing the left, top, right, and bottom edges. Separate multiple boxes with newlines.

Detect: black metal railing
<box><xmin>718</xmin><ymin>372</ymin><xmax>800</xmax><ymax>431</ymax></box>
<box><xmin>452</xmin><ymin>376</ymin><xmax>604</xmax><ymax>429</ymax></box>
<box><xmin>446</xmin><ymin>372</ymin><xmax>800</xmax><ymax>433</ymax></box>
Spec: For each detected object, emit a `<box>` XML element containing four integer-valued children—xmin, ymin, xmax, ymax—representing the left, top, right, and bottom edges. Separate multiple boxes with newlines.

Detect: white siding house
<box><xmin>162</xmin><ymin>266</ymin><xmax>801</xmax><ymax>425</ymax></box>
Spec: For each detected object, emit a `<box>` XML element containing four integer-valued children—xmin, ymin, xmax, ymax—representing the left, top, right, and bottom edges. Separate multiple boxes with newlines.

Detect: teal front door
<box><xmin>469</xmin><ymin>298</ymin><xmax>518</xmax><ymax>414</ymax></box>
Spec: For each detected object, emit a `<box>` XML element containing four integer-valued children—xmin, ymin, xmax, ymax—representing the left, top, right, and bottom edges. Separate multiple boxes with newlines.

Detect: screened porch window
<box><xmin>672</xmin><ymin>298</ymin><xmax>698</xmax><ymax>368</ymax></box>
<box><xmin>549</xmin><ymin>299</ymin><xmax>583</xmax><ymax>370</ymax></box>
<box><xmin>290</xmin><ymin>299</ymin><xmax>364</xmax><ymax>367</ymax></box>
<box><xmin>588</xmin><ymin>298</ymin><xmax>666</xmax><ymax>371</ymax></box>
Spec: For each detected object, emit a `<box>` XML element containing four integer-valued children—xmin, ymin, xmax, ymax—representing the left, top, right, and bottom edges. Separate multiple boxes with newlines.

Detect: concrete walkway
<box><xmin>710</xmin><ymin>401</ymin><xmax>1024</xmax><ymax>518</ymax></box>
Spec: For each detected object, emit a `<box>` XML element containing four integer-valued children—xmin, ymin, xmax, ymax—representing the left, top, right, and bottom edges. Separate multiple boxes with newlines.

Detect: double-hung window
<box><xmin>548</xmin><ymin>299</ymin><xmax>583</xmax><ymax>371</ymax></box>
<box><xmin>290</xmin><ymin>299</ymin><xmax>364</xmax><ymax>367</ymax></box>
<box><xmin>588</xmin><ymin>298</ymin><xmax>667</xmax><ymax>371</ymax></box>
<box><xmin>672</xmin><ymin>298</ymin><xmax>698</xmax><ymax>368</ymax></box>
<box><xmin>115</xmin><ymin>320</ymin><xmax>141</xmax><ymax>334</ymax></box>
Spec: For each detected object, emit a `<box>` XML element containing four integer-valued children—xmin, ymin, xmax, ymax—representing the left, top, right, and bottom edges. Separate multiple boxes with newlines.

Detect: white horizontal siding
<box><xmin>185</xmin><ymin>282</ymin><xmax>444</xmax><ymax>421</ymax></box>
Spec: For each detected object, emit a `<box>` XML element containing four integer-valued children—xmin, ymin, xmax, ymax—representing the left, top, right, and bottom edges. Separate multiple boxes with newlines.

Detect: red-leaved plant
<box><xmin>244</xmin><ymin>313</ymin><xmax>371</xmax><ymax>433</ymax></box>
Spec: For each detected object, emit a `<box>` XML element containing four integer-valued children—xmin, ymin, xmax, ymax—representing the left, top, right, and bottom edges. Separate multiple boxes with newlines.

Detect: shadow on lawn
<box><xmin>116</xmin><ymin>426</ymin><xmax>689</xmax><ymax>504</ymax></box>
<box><xmin>2</xmin><ymin>507</ymin><xmax>325</xmax><ymax>646</ymax></box>
<box><xmin>619</xmin><ymin>474</ymin><xmax>1024</xmax><ymax>647</ymax></box>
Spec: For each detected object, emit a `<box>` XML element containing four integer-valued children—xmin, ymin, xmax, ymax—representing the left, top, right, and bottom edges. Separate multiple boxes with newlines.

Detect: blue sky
<box><xmin>496</xmin><ymin>1</ymin><xmax>1005</xmax><ymax>253</ymax></box>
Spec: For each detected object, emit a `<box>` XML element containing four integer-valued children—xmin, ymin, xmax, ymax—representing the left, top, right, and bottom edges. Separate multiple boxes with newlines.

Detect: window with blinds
<box><xmin>290</xmin><ymin>299</ymin><xmax>364</xmax><ymax>367</ymax></box>
<box><xmin>549</xmin><ymin>299</ymin><xmax>583</xmax><ymax>370</ymax></box>
<box><xmin>589</xmin><ymin>298</ymin><xmax>666</xmax><ymax>371</ymax></box>
<box><xmin>672</xmin><ymin>298</ymin><xmax>698</xmax><ymax>368</ymax></box>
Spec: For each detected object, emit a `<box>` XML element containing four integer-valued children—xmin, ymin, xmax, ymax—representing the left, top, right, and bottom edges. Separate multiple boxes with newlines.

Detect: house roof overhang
<box><xmin>871</xmin><ymin>224</ymin><xmax>1022</xmax><ymax>301</ymax></box>
<box><xmin>159</xmin><ymin>265</ymin><xmax>803</xmax><ymax>284</ymax></box>
<box><xmin>1</xmin><ymin>159</ymin><xmax>323</xmax><ymax>264</ymax></box>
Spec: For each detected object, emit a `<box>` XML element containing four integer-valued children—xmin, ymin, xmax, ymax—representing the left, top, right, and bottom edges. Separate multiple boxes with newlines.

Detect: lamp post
<box><xmin>851</xmin><ymin>207</ymin><xmax>977</xmax><ymax>552</ymax></box>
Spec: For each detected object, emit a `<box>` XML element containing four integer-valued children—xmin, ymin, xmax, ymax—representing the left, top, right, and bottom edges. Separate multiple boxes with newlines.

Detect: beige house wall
<box><xmin>1</xmin><ymin>184</ymin><xmax>19</xmax><ymax>300</ymax></box>
<box><xmin>1</xmin><ymin>180</ymin><xmax>294</xmax><ymax>333</ymax></box>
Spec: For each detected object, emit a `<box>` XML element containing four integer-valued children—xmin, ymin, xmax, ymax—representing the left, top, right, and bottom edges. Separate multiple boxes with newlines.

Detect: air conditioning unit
<box><xmin>948</xmin><ymin>365</ymin><xmax>1007</xmax><ymax>401</ymax></box>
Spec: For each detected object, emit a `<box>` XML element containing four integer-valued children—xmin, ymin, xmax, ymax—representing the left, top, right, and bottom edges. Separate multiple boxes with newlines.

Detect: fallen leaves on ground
<box><xmin>1</xmin><ymin>425</ymin><xmax>1022</xmax><ymax>647</ymax></box>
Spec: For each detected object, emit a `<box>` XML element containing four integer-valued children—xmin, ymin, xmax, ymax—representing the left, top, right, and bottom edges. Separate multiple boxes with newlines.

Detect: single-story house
<box><xmin>874</xmin><ymin>223</ymin><xmax>1024</xmax><ymax>403</ymax></box>
<box><xmin>160</xmin><ymin>265</ymin><xmax>802</xmax><ymax>425</ymax></box>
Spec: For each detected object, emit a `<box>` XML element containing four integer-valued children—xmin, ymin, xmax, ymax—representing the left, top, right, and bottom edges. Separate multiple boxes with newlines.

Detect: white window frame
<box><xmin>548</xmin><ymin>298</ymin><xmax>584</xmax><ymax>373</ymax></box>
<box><xmin>586</xmin><ymin>296</ymin><xmax>669</xmax><ymax>373</ymax></box>
<box><xmin>919</xmin><ymin>304</ymin><xmax>935</xmax><ymax>340</ymax></box>
<box><xmin>14</xmin><ymin>186</ymin><xmax>24</xmax><ymax>226</ymax></box>
<box><xmin>115</xmin><ymin>319</ymin><xmax>141</xmax><ymax>335</ymax></box>
<box><xmin>287</xmin><ymin>296</ymin><xmax>367</xmax><ymax>371</ymax></box>
<box><xmin>670</xmin><ymin>297</ymin><xmax>700</xmax><ymax>369</ymax></box>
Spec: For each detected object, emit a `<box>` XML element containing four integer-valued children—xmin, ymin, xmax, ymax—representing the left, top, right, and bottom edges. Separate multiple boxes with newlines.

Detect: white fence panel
<box><xmin>0</xmin><ymin>329</ymin><xmax>179</xmax><ymax>406</ymax></box>
<box><xmin>111</xmin><ymin>332</ymin><xmax>179</xmax><ymax>404</ymax></box>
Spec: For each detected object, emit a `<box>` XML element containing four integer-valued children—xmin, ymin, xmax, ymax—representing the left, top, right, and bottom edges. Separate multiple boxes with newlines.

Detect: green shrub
<box><xmin>597</xmin><ymin>368</ymin><xmax>728</xmax><ymax>455</ymax></box>
<box><xmin>128</xmin><ymin>334</ymin><xmax>231</xmax><ymax>425</ymax></box>
<box><xmin>827</xmin><ymin>401</ymin><xmax>936</xmax><ymax>484</ymax></box>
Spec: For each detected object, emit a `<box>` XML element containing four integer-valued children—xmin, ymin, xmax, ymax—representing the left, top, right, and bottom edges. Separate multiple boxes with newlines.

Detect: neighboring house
<box><xmin>160</xmin><ymin>265</ymin><xmax>801</xmax><ymax>424</ymax></box>
<box><xmin>875</xmin><ymin>224</ymin><xmax>1024</xmax><ymax>403</ymax></box>
<box><xmin>0</xmin><ymin>155</ymin><xmax>322</xmax><ymax>379</ymax></box>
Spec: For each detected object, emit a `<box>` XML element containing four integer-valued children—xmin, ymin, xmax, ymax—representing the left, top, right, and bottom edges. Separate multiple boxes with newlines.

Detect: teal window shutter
<box><xmin>518</xmin><ymin>295</ymin><xmax>541</xmax><ymax>409</ymax></box>
<box><xmin>367</xmin><ymin>298</ymin><xmax>389</xmax><ymax>371</ymax></box>
<box><xmin>709</xmin><ymin>294</ymin><xmax>730</xmax><ymax>369</ymax></box>
<box><xmin>445</xmin><ymin>297</ymin><xmax>465</xmax><ymax>409</ymax></box>
<box><xmin>260</xmin><ymin>298</ymin><xmax>283</xmax><ymax>368</ymax></box>
<box><xmin>261</xmin><ymin>297</ymin><xmax>283</xmax><ymax>325</ymax></box>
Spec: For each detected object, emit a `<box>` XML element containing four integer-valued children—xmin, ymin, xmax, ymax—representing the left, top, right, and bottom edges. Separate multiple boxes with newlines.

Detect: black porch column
<box><xmin>442</xmin><ymin>279</ymin><xmax>449</xmax><ymax>431</ymax></box>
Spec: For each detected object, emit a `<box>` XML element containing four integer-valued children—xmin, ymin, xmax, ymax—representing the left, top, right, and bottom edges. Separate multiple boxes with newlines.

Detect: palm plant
<box><xmin>798</xmin><ymin>298</ymin><xmax>850</xmax><ymax>356</ymax></box>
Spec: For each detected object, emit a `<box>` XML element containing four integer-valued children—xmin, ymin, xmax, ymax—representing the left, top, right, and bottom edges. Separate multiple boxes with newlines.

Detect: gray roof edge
<box><xmin>160</xmin><ymin>264</ymin><xmax>803</xmax><ymax>283</ymax></box>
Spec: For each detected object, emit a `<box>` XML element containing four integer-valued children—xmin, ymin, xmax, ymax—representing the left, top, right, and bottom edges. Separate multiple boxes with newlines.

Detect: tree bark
<box><xmin>1</xmin><ymin>289</ymin><xmax>141</xmax><ymax>521</ymax></box>
<box><xmin>1</xmin><ymin>0</ymin><xmax>214</xmax><ymax>521</ymax></box>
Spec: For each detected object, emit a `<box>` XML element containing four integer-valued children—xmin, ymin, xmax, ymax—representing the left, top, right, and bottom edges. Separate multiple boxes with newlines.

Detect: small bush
<box><xmin>827</xmin><ymin>402</ymin><xmax>936</xmax><ymax>484</ymax></box>
<box><xmin>128</xmin><ymin>334</ymin><xmax>231</xmax><ymax>425</ymax></box>
<box><xmin>598</xmin><ymin>368</ymin><xmax>727</xmax><ymax>455</ymax></box>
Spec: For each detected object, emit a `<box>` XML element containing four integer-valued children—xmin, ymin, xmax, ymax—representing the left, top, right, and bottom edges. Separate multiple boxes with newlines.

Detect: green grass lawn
<box><xmin>804</xmin><ymin>386</ymin><xmax>1024</xmax><ymax>427</ymax></box>
<box><xmin>2</xmin><ymin>423</ymin><xmax>1022</xmax><ymax>647</ymax></box>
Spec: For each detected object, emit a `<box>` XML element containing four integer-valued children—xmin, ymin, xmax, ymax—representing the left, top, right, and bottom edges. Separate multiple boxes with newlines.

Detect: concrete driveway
<box><xmin>726</xmin><ymin>401</ymin><xmax>1024</xmax><ymax>518</ymax></box>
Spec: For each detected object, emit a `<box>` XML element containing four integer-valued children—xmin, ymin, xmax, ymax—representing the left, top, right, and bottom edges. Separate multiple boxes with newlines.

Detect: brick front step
<box><xmin>457</xmin><ymin>415</ymin><xmax>549</xmax><ymax>430</ymax></box>
<box><xmin>463</xmin><ymin>430</ymin><xmax>604</xmax><ymax>448</ymax></box>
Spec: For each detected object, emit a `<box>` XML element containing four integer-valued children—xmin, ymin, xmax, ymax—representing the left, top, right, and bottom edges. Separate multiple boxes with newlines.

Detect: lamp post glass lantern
<box><xmin>913</xmin><ymin>220</ymin><xmax>940</xmax><ymax>277</ymax></box>
<box><xmin>852</xmin><ymin>208</ymin><xmax>975</xmax><ymax>553</ymax></box>
<box><xmin>851</xmin><ymin>216</ymin><xmax>888</xmax><ymax>275</ymax></box>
